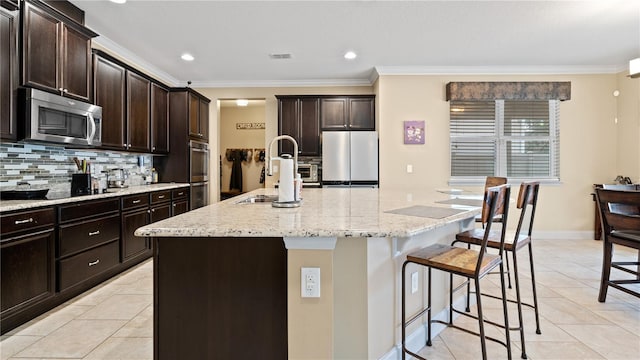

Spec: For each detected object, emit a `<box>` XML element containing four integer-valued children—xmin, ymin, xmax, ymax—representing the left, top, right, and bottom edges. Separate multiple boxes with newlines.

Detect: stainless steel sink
<box><xmin>235</xmin><ymin>194</ymin><xmax>279</xmax><ymax>204</ymax></box>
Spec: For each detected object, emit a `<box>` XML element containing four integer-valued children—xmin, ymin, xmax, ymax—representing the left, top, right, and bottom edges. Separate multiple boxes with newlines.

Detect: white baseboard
<box><xmin>380</xmin><ymin>295</ymin><xmax>475</xmax><ymax>360</ymax></box>
<box><xmin>532</xmin><ymin>230</ymin><xmax>594</xmax><ymax>240</ymax></box>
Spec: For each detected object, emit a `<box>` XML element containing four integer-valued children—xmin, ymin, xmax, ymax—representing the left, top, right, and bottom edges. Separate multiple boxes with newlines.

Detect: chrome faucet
<box><xmin>266</xmin><ymin>135</ymin><xmax>298</xmax><ymax>177</ymax></box>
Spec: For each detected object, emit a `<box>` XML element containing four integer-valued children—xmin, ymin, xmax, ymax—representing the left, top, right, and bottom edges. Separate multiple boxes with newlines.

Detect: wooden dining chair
<box><xmin>401</xmin><ymin>184</ymin><xmax>513</xmax><ymax>360</ymax></box>
<box><xmin>595</xmin><ymin>188</ymin><xmax>640</xmax><ymax>302</ymax></box>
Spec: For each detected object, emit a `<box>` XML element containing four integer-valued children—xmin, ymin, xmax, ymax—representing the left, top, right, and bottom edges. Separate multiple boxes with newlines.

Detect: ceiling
<box><xmin>70</xmin><ymin>0</ymin><xmax>640</xmax><ymax>88</ymax></box>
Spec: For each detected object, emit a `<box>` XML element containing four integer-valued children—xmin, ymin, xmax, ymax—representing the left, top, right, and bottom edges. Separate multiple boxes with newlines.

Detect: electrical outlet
<box><xmin>411</xmin><ymin>271</ymin><xmax>419</xmax><ymax>294</ymax></box>
<box><xmin>301</xmin><ymin>267</ymin><xmax>321</xmax><ymax>298</ymax></box>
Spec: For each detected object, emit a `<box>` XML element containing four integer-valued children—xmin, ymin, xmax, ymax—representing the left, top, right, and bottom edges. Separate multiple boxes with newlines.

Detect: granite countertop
<box><xmin>135</xmin><ymin>187</ymin><xmax>482</xmax><ymax>239</ymax></box>
<box><xmin>0</xmin><ymin>183</ymin><xmax>190</xmax><ymax>213</ymax></box>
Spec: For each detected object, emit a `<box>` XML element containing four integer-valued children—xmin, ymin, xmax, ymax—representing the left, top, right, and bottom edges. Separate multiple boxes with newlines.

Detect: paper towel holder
<box><xmin>267</xmin><ymin>135</ymin><xmax>301</xmax><ymax>208</ymax></box>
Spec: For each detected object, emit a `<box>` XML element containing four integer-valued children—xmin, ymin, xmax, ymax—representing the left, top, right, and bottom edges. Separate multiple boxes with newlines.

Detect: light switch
<box><xmin>411</xmin><ymin>271</ymin><xmax>419</xmax><ymax>294</ymax></box>
<box><xmin>301</xmin><ymin>267</ymin><xmax>320</xmax><ymax>298</ymax></box>
<box><xmin>406</xmin><ymin>164</ymin><xmax>413</xmax><ymax>173</ymax></box>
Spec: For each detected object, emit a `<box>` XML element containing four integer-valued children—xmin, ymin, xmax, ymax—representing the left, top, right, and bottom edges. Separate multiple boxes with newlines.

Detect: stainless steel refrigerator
<box><xmin>321</xmin><ymin>131</ymin><xmax>379</xmax><ymax>187</ymax></box>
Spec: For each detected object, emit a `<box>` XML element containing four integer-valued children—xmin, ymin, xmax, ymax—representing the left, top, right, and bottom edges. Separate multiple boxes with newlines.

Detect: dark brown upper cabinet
<box><xmin>0</xmin><ymin>1</ymin><xmax>19</xmax><ymax>11</ymax></box>
<box><xmin>276</xmin><ymin>96</ymin><xmax>320</xmax><ymax>156</ymax></box>
<box><xmin>188</xmin><ymin>91</ymin><xmax>209</xmax><ymax>140</ymax></box>
<box><xmin>151</xmin><ymin>83</ymin><xmax>169</xmax><ymax>154</ymax></box>
<box><xmin>93</xmin><ymin>50</ymin><xmax>169</xmax><ymax>154</ymax></box>
<box><xmin>1</xmin><ymin>4</ymin><xmax>18</xmax><ymax>140</ymax></box>
<box><xmin>126</xmin><ymin>71</ymin><xmax>150</xmax><ymax>152</ymax></box>
<box><xmin>21</xmin><ymin>0</ymin><xmax>96</xmax><ymax>101</ymax></box>
<box><xmin>320</xmin><ymin>95</ymin><xmax>375</xmax><ymax>131</ymax></box>
<box><xmin>93</xmin><ymin>54</ymin><xmax>126</xmax><ymax>150</ymax></box>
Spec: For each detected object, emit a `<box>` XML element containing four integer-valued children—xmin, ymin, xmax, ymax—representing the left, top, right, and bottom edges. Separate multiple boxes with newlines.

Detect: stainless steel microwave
<box><xmin>22</xmin><ymin>88</ymin><xmax>102</xmax><ymax>147</ymax></box>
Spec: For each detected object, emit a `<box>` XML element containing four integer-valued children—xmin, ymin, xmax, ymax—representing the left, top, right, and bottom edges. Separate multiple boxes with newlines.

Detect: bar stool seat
<box><xmin>407</xmin><ymin>244</ymin><xmax>502</xmax><ymax>277</ymax></box>
<box><xmin>456</xmin><ymin>229</ymin><xmax>531</xmax><ymax>252</ymax></box>
<box><xmin>401</xmin><ymin>184</ymin><xmax>513</xmax><ymax>360</ymax></box>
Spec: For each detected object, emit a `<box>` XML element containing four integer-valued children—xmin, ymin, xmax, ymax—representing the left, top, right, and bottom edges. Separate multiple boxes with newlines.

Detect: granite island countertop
<box><xmin>0</xmin><ymin>183</ymin><xmax>190</xmax><ymax>213</ymax></box>
<box><xmin>135</xmin><ymin>187</ymin><xmax>482</xmax><ymax>239</ymax></box>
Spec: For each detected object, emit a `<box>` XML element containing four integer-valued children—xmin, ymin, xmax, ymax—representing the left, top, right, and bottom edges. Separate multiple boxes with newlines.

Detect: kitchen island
<box><xmin>136</xmin><ymin>187</ymin><xmax>482</xmax><ymax>360</ymax></box>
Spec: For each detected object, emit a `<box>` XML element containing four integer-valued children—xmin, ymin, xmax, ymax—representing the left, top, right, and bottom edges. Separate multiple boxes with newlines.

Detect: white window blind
<box><xmin>450</xmin><ymin>100</ymin><xmax>560</xmax><ymax>181</ymax></box>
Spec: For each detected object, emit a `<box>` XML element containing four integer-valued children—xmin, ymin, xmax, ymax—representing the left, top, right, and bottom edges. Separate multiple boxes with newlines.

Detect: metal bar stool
<box><xmin>401</xmin><ymin>184</ymin><xmax>512</xmax><ymax>360</ymax></box>
<box><xmin>453</xmin><ymin>182</ymin><xmax>541</xmax><ymax>359</ymax></box>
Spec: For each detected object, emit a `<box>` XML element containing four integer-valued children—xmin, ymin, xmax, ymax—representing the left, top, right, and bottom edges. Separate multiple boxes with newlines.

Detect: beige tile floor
<box><xmin>1</xmin><ymin>239</ymin><xmax>639</xmax><ymax>359</ymax></box>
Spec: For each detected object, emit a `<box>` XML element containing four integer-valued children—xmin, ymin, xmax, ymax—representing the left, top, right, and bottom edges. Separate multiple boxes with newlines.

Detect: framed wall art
<box><xmin>404</xmin><ymin>120</ymin><xmax>425</xmax><ymax>144</ymax></box>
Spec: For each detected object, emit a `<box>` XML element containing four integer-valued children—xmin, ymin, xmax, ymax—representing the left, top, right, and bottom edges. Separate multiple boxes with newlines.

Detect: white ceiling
<box><xmin>70</xmin><ymin>0</ymin><xmax>640</xmax><ymax>88</ymax></box>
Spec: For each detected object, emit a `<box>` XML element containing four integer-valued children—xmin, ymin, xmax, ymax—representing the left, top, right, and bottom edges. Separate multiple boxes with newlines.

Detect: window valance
<box><xmin>446</xmin><ymin>81</ymin><xmax>571</xmax><ymax>101</ymax></box>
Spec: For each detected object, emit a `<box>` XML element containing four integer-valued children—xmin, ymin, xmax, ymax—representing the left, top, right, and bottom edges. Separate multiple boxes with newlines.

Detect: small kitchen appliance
<box><xmin>107</xmin><ymin>168</ymin><xmax>128</xmax><ymax>188</ymax></box>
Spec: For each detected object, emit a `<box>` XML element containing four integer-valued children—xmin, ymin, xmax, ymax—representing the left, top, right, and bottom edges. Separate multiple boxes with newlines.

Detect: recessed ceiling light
<box><xmin>344</xmin><ymin>51</ymin><xmax>357</xmax><ymax>60</ymax></box>
<box><xmin>236</xmin><ymin>99</ymin><xmax>249</xmax><ymax>107</ymax></box>
<box><xmin>110</xmin><ymin>0</ymin><xmax>127</xmax><ymax>4</ymax></box>
<box><xmin>181</xmin><ymin>53</ymin><xmax>194</xmax><ymax>61</ymax></box>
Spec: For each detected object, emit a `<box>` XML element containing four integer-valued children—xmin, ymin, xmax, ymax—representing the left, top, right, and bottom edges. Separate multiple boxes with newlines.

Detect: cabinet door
<box><xmin>172</xmin><ymin>200</ymin><xmax>189</xmax><ymax>216</ymax></box>
<box><xmin>121</xmin><ymin>208</ymin><xmax>150</xmax><ymax>261</ymax></box>
<box><xmin>278</xmin><ymin>97</ymin><xmax>299</xmax><ymax>155</ymax></box>
<box><xmin>22</xmin><ymin>2</ymin><xmax>60</xmax><ymax>93</ymax></box>
<box><xmin>151</xmin><ymin>83</ymin><xmax>169</xmax><ymax>153</ymax></box>
<box><xmin>188</xmin><ymin>92</ymin><xmax>200</xmax><ymax>138</ymax></box>
<box><xmin>150</xmin><ymin>203</ymin><xmax>171</xmax><ymax>223</ymax></box>
<box><xmin>126</xmin><ymin>71</ymin><xmax>150</xmax><ymax>152</ymax></box>
<box><xmin>199</xmin><ymin>99</ymin><xmax>209</xmax><ymax>140</ymax></box>
<box><xmin>1</xmin><ymin>228</ymin><xmax>55</xmax><ymax>315</ymax></box>
<box><xmin>60</xmin><ymin>24</ymin><xmax>91</xmax><ymax>101</ymax></box>
<box><xmin>348</xmin><ymin>97</ymin><xmax>375</xmax><ymax>130</ymax></box>
<box><xmin>94</xmin><ymin>55</ymin><xmax>126</xmax><ymax>150</ymax></box>
<box><xmin>299</xmin><ymin>97</ymin><xmax>320</xmax><ymax>156</ymax></box>
<box><xmin>0</xmin><ymin>6</ymin><xmax>17</xmax><ymax>140</ymax></box>
<box><xmin>320</xmin><ymin>97</ymin><xmax>347</xmax><ymax>130</ymax></box>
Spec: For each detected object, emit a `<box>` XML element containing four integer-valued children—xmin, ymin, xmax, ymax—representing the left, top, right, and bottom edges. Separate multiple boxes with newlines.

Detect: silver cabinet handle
<box><xmin>158</xmin><ymin>195</ymin><xmax>165</xmax><ymax>199</ymax></box>
<box><xmin>15</xmin><ymin>218</ymin><xmax>33</xmax><ymax>225</ymax></box>
<box><xmin>132</xmin><ymin>199</ymin><xmax>141</xmax><ymax>204</ymax></box>
<box><xmin>151</xmin><ymin>209</ymin><xmax>155</xmax><ymax>212</ymax></box>
<box><xmin>88</xmin><ymin>259</ymin><xmax>100</xmax><ymax>266</ymax></box>
<box><xmin>88</xmin><ymin>230</ymin><xmax>100</xmax><ymax>236</ymax></box>
<box><xmin>172</xmin><ymin>204</ymin><xmax>176</xmax><ymax>207</ymax></box>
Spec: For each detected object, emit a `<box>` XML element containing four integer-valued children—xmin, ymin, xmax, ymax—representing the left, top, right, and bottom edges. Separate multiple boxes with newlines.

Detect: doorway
<box><xmin>218</xmin><ymin>99</ymin><xmax>266</xmax><ymax>200</ymax></box>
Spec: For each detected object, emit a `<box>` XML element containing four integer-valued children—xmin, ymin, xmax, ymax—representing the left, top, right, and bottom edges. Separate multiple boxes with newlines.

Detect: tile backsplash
<box><xmin>0</xmin><ymin>142</ymin><xmax>153</xmax><ymax>193</ymax></box>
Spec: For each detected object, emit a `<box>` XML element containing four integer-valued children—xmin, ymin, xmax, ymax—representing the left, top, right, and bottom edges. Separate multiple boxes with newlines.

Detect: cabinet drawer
<box><xmin>58</xmin><ymin>241</ymin><xmax>119</xmax><ymax>291</ymax></box>
<box><xmin>151</xmin><ymin>190</ymin><xmax>171</xmax><ymax>204</ymax></box>
<box><xmin>172</xmin><ymin>188</ymin><xmax>189</xmax><ymax>199</ymax></box>
<box><xmin>58</xmin><ymin>214</ymin><xmax>120</xmax><ymax>258</ymax></box>
<box><xmin>122</xmin><ymin>193</ymin><xmax>149</xmax><ymax>210</ymax></box>
<box><xmin>58</xmin><ymin>198</ymin><xmax>119</xmax><ymax>223</ymax></box>
<box><xmin>1</xmin><ymin>208</ymin><xmax>55</xmax><ymax>236</ymax></box>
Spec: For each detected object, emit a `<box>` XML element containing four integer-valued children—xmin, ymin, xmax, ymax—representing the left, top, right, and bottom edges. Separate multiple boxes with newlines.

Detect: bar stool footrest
<box><xmin>431</xmin><ymin>319</ymin><xmax>511</xmax><ymax>349</ymax></box>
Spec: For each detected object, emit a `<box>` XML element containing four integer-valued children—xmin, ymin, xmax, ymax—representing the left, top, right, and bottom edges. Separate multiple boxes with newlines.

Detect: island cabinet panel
<box><xmin>154</xmin><ymin>237</ymin><xmax>288</xmax><ymax>360</ymax></box>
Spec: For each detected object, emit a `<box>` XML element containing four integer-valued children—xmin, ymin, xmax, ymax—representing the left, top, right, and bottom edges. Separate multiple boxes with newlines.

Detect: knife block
<box><xmin>71</xmin><ymin>174</ymin><xmax>91</xmax><ymax>196</ymax></box>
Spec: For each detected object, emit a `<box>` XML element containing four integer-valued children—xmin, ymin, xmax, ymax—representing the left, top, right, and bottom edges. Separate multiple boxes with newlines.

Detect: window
<box><xmin>449</xmin><ymin>99</ymin><xmax>560</xmax><ymax>183</ymax></box>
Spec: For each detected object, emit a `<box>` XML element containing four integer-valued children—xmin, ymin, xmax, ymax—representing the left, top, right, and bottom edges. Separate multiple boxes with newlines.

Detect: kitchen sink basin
<box><xmin>235</xmin><ymin>194</ymin><xmax>279</xmax><ymax>204</ymax></box>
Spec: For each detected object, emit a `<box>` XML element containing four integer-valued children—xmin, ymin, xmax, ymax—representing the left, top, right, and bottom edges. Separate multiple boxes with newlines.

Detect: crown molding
<box><xmin>92</xmin><ymin>35</ymin><xmax>181</xmax><ymax>87</ymax></box>
<box><xmin>190</xmin><ymin>78</ymin><xmax>373</xmax><ymax>88</ymax></box>
<box><xmin>374</xmin><ymin>64</ymin><xmax>628</xmax><ymax>76</ymax></box>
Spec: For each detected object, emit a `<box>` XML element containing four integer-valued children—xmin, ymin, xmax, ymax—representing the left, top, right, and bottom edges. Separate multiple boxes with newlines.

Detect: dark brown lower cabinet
<box><xmin>0</xmin><ymin>228</ymin><xmax>55</xmax><ymax>332</ymax></box>
<box><xmin>154</xmin><ymin>237</ymin><xmax>287</xmax><ymax>360</ymax></box>
<box><xmin>121</xmin><ymin>207</ymin><xmax>151</xmax><ymax>261</ymax></box>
